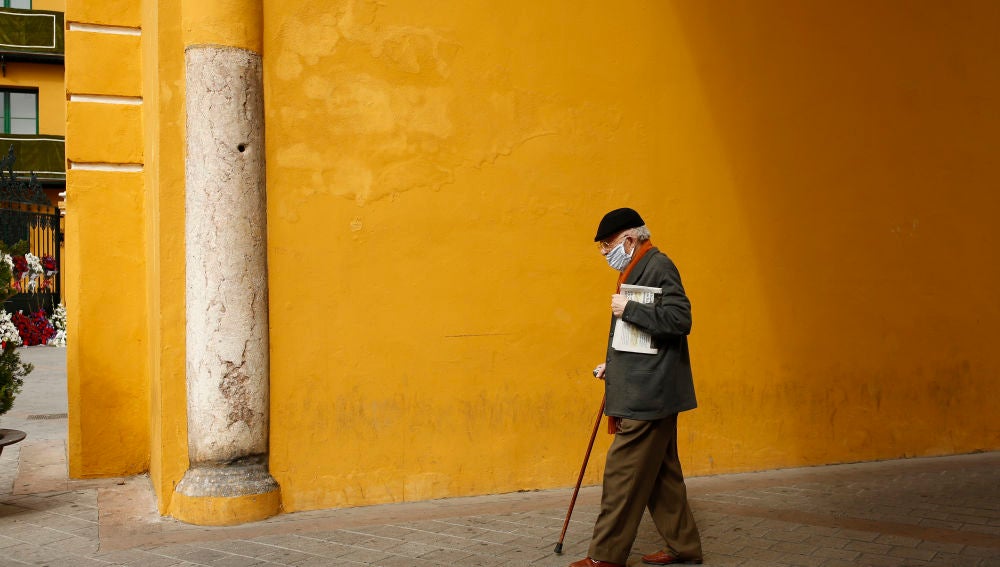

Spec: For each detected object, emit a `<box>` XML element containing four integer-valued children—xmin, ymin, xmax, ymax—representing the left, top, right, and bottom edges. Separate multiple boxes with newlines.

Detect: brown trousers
<box><xmin>588</xmin><ymin>415</ymin><xmax>702</xmax><ymax>564</ymax></box>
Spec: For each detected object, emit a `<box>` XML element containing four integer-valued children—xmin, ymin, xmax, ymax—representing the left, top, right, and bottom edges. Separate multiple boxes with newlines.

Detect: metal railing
<box><xmin>0</xmin><ymin>144</ymin><xmax>60</xmax><ymax>314</ymax></box>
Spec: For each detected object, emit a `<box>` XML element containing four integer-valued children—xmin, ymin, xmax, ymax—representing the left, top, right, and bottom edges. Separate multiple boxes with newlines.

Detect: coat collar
<box><xmin>623</xmin><ymin>246</ymin><xmax>659</xmax><ymax>285</ymax></box>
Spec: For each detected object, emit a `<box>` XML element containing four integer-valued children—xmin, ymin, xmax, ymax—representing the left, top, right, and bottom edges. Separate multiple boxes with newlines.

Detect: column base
<box><xmin>170</xmin><ymin>456</ymin><xmax>280</xmax><ymax>526</ymax></box>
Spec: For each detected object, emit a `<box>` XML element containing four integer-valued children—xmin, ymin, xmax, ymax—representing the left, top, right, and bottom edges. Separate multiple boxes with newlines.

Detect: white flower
<box><xmin>46</xmin><ymin>303</ymin><xmax>67</xmax><ymax>347</ymax></box>
<box><xmin>50</xmin><ymin>303</ymin><xmax>67</xmax><ymax>332</ymax></box>
<box><xmin>1</xmin><ymin>253</ymin><xmax>12</xmax><ymax>273</ymax></box>
<box><xmin>25</xmin><ymin>253</ymin><xmax>43</xmax><ymax>276</ymax></box>
<box><xmin>48</xmin><ymin>329</ymin><xmax>67</xmax><ymax>347</ymax></box>
<box><xmin>0</xmin><ymin>309</ymin><xmax>21</xmax><ymax>347</ymax></box>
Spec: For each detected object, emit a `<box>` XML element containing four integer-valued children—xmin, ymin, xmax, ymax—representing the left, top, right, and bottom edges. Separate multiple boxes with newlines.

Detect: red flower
<box><xmin>12</xmin><ymin>255</ymin><xmax>27</xmax><ymax>278</ymax></box>
<box><xmin>12</xmin><ymin>309</ymin><xmax>55</xmax><ymax>346</ymax></box>
<box><xmin>42</xmin><ymin>256</ymin><xmax>57</xmax><ymax>273</ymax></box>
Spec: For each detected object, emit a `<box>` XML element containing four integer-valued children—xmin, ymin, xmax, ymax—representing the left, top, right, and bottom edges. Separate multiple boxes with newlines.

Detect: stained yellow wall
<box><xmin>66</xmin><ymin>0</ymin><xmax>999</xmax><ymax>516</ymax></box>
<box><xmin>264</xmin><ymin>0</ymin><xmax>999</xmax><ymax>511</ymax></box>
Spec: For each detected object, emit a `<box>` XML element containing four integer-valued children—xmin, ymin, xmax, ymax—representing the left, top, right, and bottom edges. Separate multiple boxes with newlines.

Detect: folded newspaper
<box><xmin>612</xmin><ymin>284</ymin><xmax>662</xmax><ymax>354</ymax></box>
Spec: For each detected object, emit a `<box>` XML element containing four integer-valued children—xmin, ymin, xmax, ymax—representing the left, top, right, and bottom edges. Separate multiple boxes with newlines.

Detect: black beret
<box><xmin>594</xmin><ymin>208</ymin><xmax>644</xmax><ymax>242</ymax></box>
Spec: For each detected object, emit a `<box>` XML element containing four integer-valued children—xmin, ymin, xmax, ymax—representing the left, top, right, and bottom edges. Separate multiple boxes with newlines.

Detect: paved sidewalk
<box><xmin>1</xmin><ymin>347</ymin><xmax>998</xmax><ymax>566</ymax></box>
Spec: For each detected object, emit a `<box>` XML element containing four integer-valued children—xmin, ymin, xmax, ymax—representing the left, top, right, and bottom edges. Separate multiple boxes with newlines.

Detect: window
<box><xmin>4</xmin><ymin>1</ymin><xmax>32</xmax><ymax>8</ymax></box>
<box><xmin>0</xmin><ymin>90</ymin><xmax>38</xmax><ymax>134</ymax></box>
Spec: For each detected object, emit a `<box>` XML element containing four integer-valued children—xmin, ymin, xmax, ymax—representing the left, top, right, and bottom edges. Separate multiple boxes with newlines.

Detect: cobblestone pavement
<box><xmin>1</xmin><ymin>347</ymin><xmax>998</xmax><ymax>566</ymax></box>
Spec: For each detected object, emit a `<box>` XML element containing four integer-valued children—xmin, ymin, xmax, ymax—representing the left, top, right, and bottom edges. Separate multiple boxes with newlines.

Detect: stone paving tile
<box><xmin>458</xmin><ymin>555</ymin><xmax>511</xmax><ymax>567</ymax></box>
<box><xmin>370</xmin><ymin>556</ymin><xmax>438</xmax><ymax>567</ymax></box>
<box><xmin>344</xmin><ymin>546</ymin><xmax>399</xmax><ymax>564</ymax></box>
<box><xmin>200</xmin><ymin>538</ymin><xmax>282</xmax><ymax>556</ymax></box>
<box><xmin>813</xmin><ymin>546</ymin><xmax>862</xmax><ymax>561</ymax></box>
<box><xmin>349</xmin><ymin>536</ymin><xmax>408</xmax><ymax>552</ymax></box>
<box><xmin>966</xmin><ymin>544</ymin><xmax>1000</xmax><ymax>558</ymax></box>
<box><xmin>802</xmin><ymin>534</ymin><xmax>851</xmax><ymax>549</ymax></box>
<box><xmin>207</xmin><ymin>555</ymin><xmax>270</xmax><ymax>567</ymax></box>
<box><xmin>249</xmin><ymin>550</ymin><xmax>330</xmax><ymax>567</ymax></box>
<box><xmin>969</xmin><ymin>524</ymin><xmax>1000</xmax><ymax>536</ymax></box>
<box><xmin>856</xmin><ymin>551</ymin><xmax>928</xmax><ymax>566</ymax></box>
<box><xmin>415</xmin><ymin>546</ymin><xmax>474</xmax><ymax>562</ymax></box>
<box><xmin>97</xmin><ymin>549</ymin><xmax>191</xmax><ymax>566</ymax></box>
<box><xmin>887</xmin><ymin>544</ymin><xmax>936</xmax><ymax>561</ymax></box>
<box><xmin>0</xmin><ymin>542</ymin><xmax>83</xmax><ymax>565</ymax></box>
<box><xmin>844</xmin><ymin>539</ymin><xmax>894</xmax><ymax>555</ymax></box>
<box><xmin>279</xmin><ymin>535</ymin><xmax>353</xmax><ymax>556</ymax></box>
<box><xmin>698</xmin><ymin>553</ymin><xmax>743</xmax><ymax>566</ymax></box>
<box><xmin>163</xmin><ymin>546</ymin><xmax>234</xmax><ymax>564</ymax></box>
<box><xmin>453</xmin><ymin>537</ymin><xmax>517</xmax><ymax>554</ymax></box>
<box><xmin>384</xmin><ymin>540</ymin><xmax>446</xmax><ymax>558</ymax></box>
<box><xmin>918</xmin><ymin>518</ymin><xmax>965</xmax><ymax>529</ymax></box>
<box><xmin>45</xmin><ymin>535</ymin><xmax>100</xmax><ymax>555</ymax></box>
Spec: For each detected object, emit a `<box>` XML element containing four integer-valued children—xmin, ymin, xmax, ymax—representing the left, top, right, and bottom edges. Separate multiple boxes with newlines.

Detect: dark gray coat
<box><xmin>604</xmin><ymin>247</ymin><xmax>698</xmax><ymax>420</ymax></box>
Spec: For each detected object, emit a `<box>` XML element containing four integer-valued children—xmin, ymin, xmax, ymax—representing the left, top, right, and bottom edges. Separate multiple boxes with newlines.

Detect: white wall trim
<box><xmin>68</xmin><ymin>162</ymin><xmax>143</xmax><ymax>172</ymax></box>
<box><xmin>0</xmin><ymin>136</ymin><xmax>64</xmax><ymax>143</ymax></box>
<box><xmin>67</xmin><ymin>22</ymin><xmax>141</xmax><ymax>36</ymax></box>
<box><xmin>69</xmin><ymin>94</ymin><xmax>143</xmax><ymax>105</ymax></box>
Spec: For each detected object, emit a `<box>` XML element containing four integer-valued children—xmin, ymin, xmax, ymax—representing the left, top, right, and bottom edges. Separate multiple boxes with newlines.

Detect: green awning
<box><xmin>0</xmin><ymin>134</ymin><xmax>65</xmax><ymax>182</ymax></box>
<box><xmin>0</xmin><ymin>8</ymin><xmax>64</xmax><ymax>57</ymax></box>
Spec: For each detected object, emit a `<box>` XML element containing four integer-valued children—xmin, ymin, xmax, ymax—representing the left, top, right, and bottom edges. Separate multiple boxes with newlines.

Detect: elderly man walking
<box><xmin>570</xmin><ymin>208</ymin><xmax>703</xmax><ymax>567</ymax></box>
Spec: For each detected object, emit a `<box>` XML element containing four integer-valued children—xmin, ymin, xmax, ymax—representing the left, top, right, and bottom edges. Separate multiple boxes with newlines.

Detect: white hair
<box><xmin>629</xmin><ymin>225</ymin><xmax>651</xmax><ymax>242</ymax></box>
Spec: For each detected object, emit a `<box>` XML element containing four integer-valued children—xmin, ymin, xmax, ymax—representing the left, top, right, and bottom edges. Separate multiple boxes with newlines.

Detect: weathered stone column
<box><xmin>171</xmin><ymin>0</ymin><xmax>279</xmax><ymax>526</ymax></box>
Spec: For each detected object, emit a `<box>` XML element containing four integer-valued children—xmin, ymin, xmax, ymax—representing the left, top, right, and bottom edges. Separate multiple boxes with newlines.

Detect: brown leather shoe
<box><xmin>568</xmin><ymin>558</ymin><xmax>626</xmax><ymax>567</ymax></box>
<box><xmin>641</xmin><ymin>549</ymin><xmax>703</xmax><ymax>565</ymax></box>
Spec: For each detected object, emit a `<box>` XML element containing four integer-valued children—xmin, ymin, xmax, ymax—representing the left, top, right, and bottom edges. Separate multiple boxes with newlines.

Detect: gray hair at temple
<box><xmin>628</xmin><ymin>225</ymin><xmax>651</xmax><ymax>242</ymax></box>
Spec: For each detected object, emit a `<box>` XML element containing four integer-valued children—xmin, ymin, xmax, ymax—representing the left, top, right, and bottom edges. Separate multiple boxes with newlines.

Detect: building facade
<box><xmin>0</xmin><ymin>0</ymin><xmax>65</xmax><ymax>312</ymax></box>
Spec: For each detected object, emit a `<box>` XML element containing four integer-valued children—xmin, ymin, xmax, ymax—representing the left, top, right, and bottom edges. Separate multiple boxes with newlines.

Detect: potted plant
<box><xmin>0</xmin><ymin>240</ymin><xmax>33</xmax><ymax>455</ymax></box>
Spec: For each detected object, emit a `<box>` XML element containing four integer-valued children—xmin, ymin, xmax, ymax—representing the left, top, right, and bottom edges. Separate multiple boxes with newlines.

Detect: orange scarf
<box><xmin>616</xmin><ymin>240</ymin><xmax>653</xmax><ymax>292</ymax></box>
<box><xmin>608</xmin><ymin>240</ymin><xmax>653</xmax><ymax>434</ymax></box>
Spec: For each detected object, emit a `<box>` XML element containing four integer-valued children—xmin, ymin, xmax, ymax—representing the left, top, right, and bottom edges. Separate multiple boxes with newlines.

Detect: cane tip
<box><xmin>554</xmin><ymin>542</ymin><xmax>563</xmax><ymax>554</ymax></box>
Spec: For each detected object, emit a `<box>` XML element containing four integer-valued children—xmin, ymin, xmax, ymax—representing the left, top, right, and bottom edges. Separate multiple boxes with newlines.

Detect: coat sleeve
<box><xmin>620</xmin><ymin>256</ymin><xmax>692</xmax><ymax>337</ymax></box>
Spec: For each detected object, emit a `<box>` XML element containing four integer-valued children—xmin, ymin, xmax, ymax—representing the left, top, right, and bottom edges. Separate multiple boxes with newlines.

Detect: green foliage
<box><xmin>0</xmin><ymin>342</ymin><xmax>32</xmax><ymax>415</ymax></box>
<box><xmin>0</xmin><ymin>239</ymin><xmax>33</xmax><ymax>415</ymax></box>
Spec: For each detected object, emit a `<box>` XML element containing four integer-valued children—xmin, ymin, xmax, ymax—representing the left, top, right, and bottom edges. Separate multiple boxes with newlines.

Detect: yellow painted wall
<box><xmin>64</xmin><ymin>170</ymin><xmax>149</xmax><ymax>476</ymax></box>
<box><xmin>66</xmin><ymin>0</ymin><xmax>1000</xmax><ymax>517</ymax></box>
<box><xmin>65</xmin><ymin>1</ymin><xmax>150</xmax><ymax>478</ymax></box>
<box><xmin>181</xmin><ymin>0</ymin><xmax>261</xmax><ymax>53</ymax></box>
<box><xmin>65</xmin><ymin>32</ymin><xmax>141</xmax><ymax>97</ymax></box>
<box><xmin>264</xmin><ymin>0</ymin><xmax>999</xmax><ymax>512</ymax></box>
<box><xmin>33</xmin><ymin>0</ymin><xmax>64</xmax><ymax>12</ymax></box>
<box><xmin>141</xmin><ymin>0</ymin><xmax>188</xmax><ymax>514</ymax></box>
<box><xmin>65</xmin><ymin>0</ymin><xmax>138</xmax><ymax>28</ymax></box>
<box><xmin>667</xmin><ymin>0</ymin><xmax>1000</xmax><ymax>471</ymax></box>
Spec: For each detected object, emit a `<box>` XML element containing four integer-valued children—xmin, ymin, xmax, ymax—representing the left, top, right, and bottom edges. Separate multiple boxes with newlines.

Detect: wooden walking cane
<box><xmin>554</xmin><ymin>393</ymin><xmax>606</xmax><ymax>555</ymax></box>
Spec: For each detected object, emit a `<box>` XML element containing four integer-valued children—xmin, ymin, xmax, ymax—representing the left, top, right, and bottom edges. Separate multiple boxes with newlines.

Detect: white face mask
<box><xmin>605</xmin><ymin>241</ymin><xmax>633</xmax><ymax>271</ymax></box>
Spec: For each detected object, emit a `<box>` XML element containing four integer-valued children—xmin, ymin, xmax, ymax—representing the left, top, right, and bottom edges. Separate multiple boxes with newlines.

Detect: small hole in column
<box><xmin>237</xmin><ymin>144</ymin><xmax>247</xmax><ymax>153</ymax></box>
